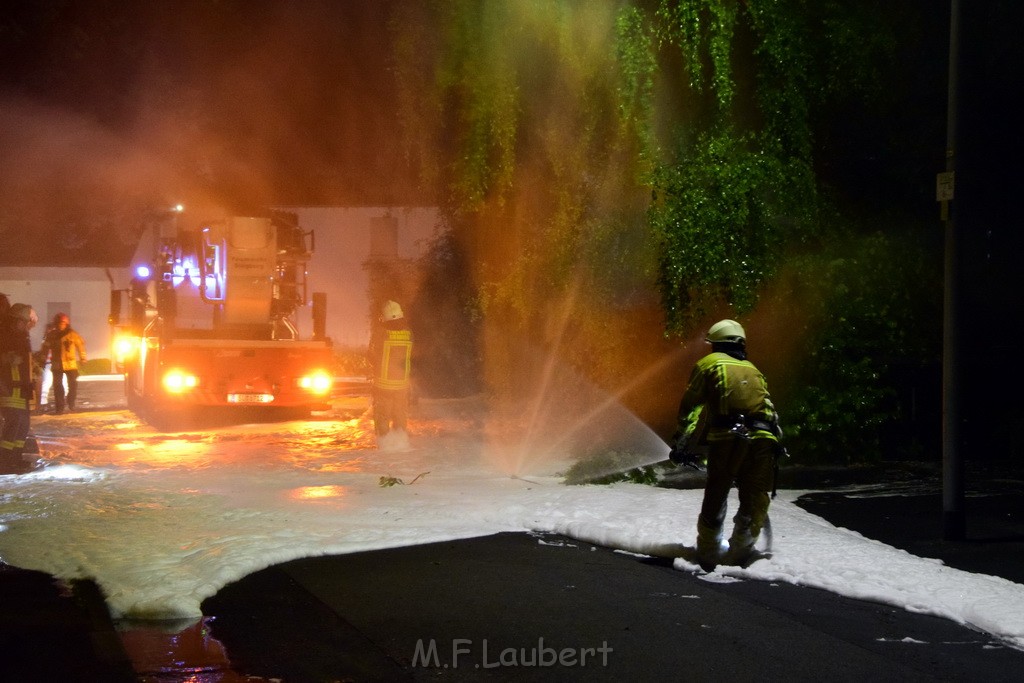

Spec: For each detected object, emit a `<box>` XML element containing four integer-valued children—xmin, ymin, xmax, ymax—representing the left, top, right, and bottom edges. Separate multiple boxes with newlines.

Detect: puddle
<box><xmin>117</xmin><ymin>617</ymin><xmax>268</xmax><ymax>682</ymax></box>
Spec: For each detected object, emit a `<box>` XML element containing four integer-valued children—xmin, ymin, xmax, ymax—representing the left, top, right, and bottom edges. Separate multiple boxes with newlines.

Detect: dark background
<box><xmin>1</xmin><ymin>0</ymin><xmax>1021</xmax><ymax>459</ymax></box>
<box><xmin>0</xmin><ymin>0</ymin><xmax>420</xmax><ymax>266</ymax></box>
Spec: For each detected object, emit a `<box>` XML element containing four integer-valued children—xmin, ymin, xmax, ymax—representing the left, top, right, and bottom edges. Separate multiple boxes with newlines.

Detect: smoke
<box><xmin>0</xmin><ymin>1</ymin><xmax>813</xmax><ymax>464</ymax></box>
<box><xmin>0</xmin><ymin>0</ymin><xmax>418</xmax><ymax>257</ymax></box>
<box><xmin>0</xmin><ymin>96</ymin><xmax>175</xmax><ymax>253</ymax></box>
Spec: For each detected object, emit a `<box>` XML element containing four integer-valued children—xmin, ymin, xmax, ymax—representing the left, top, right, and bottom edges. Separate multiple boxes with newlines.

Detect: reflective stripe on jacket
<box><xmin>373</xmin><ymin>329</ymin><xmax>412</xmax><ymax>390</ymax></box>
<box><xmin>1</xmin><ymin>333</ymin><xmax>33</xmax><ymax>409</ymax></box>
<box><xmin>676</xmin><ymin>351</ymin><xmax>778</xmax><ymax>444</ymax></box>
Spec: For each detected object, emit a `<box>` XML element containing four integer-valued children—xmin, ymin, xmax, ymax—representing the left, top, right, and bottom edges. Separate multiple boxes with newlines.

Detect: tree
<box><xmin>390</xmin><ymin>1</ymin><xmax>943</xmax><ymax>462</ymax></box>
<box><xmin>391</xmin><ymin>0</ymin><xmax>668</xmax><ymax>406</ymax></box>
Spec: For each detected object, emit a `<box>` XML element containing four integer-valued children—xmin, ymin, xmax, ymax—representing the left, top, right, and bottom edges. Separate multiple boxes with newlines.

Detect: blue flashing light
<box><xmin>135</xmin><ymin>264</ymin><xmax>152</xmax><ymax>279</ymax></box>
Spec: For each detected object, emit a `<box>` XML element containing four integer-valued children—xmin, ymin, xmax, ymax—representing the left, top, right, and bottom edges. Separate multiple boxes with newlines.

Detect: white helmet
<box><xmin>381</xmin><ymin>300</ymin><xmax>404</xmax><ymax>321</ymax></box>
<box><xmin>706</xmin><ymin>319</ymin><xmax>745</xmax><ymax>343</ymax></box>
<box><xmin>8</xmin><ymin>303</ymin><xmax>38</xmax><ymax>328</ymax></box>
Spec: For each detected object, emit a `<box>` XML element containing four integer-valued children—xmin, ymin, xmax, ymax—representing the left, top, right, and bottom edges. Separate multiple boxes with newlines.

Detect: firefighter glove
<box><xmin>668</xmin><ymin>447</ymin><xmax>699</xmax><ymax>468</ymax></box>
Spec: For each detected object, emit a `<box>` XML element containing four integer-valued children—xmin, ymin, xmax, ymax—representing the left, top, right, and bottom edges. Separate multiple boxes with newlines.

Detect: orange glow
<box><xmin>113</xmin><ymin>334</ymin><xmax>139</xmax><ymax>362</ymax></box>
<box><xmin>152</xmin><ymin>439</ymin><xmax>200</xmax><ymax>452</ymax></box>
<box><xmin>289</xmin><ymin>485</ymin><xmax>349</xmax><ymax>500</ymax></box>
<box><xmin>127</xmin><ymin>438</ymin><xmax>212</xmax><ymax>467</ymax></box>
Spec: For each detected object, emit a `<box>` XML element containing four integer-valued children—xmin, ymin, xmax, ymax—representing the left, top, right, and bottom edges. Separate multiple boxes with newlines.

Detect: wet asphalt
<box><xmin>201</xmin><ymin>524</ymin><xmax>1024</xmax><ymax>682</ymax></box>
<box><xmin>3</xmin><ymin>466</ymin><xmax>1021</xmax><ymax>682</ymax></box>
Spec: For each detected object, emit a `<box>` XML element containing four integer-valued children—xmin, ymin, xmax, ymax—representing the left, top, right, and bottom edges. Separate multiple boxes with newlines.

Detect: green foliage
<box><xmin>577</xmin><ymin>212</ymin><xmax>660</xmax><ymax>307</ymax></box>
<box><xmin>379</xmin><ymin>472</ymin><xmax>431</xmax><ymax>487</ymax></box>
<box><xmin>563</xmin><ymin>449</ymin><xmax>665</xmax><ymax>486</ymax></box>
<box><xmin>390</xmin><ymin>1</ymin><xmax>942</xmax><ymax>466</ymax></box>
<box><xmin>332</xmin><ymin>347</ymin><xmax>371</xmax><ymax>378</ymax></box>
<box><xmin>645</xmin><ymin>2</ymin><xmax>910</xmax><ymax>337</ymax></box>
<box><xmin>430</xmin><ymin>1</ymin><xmax>526</xmax><ymax>211</ymax></box>
<box><xmin>783</xmin><ymin>230</ymin><xmax>941</xmax><ymax>465</ymax></box>
<box><xmin>391</xmin><ymin>1</ymin><xmax>660</xmax><ymax>400</ymax></box>
<box><xmin>656</xmin><ymin>0</ymin><xmax>739</xmax><ymax>113</ymax></box>
<box><xmin>644</xmin><ymin>1</ymin><xmax>939</xmax><ymax>463</ymax></box>
<box><xmin>645</xmin><ymin>2</ymin><xmax>821</xmax><ymax>334</ymax></box>
<box><xmin>650</xmin><ymin>129</ymin><xmax>815</xmax><ymax>331</ymax></box>
<box><xmin>79</xmin><ymin>358</ymin><xmax>112</xmax><ymax>375</ymax></box>
<box><xmin>615</xmin><ymin>6</ymin><xmax>657</xmax><ymax>170</ymax></box>
<box><xmin>743</xmin><ymin>0</ymin><xmax>814</xmax><ymax>158</ymax></box>
<box><xmin>412</xmin><ymin>228</ymin><xmax>484</xmax><ymax>398</ymax></box>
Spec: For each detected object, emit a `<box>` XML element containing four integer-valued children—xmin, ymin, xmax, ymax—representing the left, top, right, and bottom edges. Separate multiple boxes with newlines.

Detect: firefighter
<box><xmin>1</xmin><ymin>303</ymin><xmax>38</xmax><ymax>474</ymax></box>
<box><xmin>670</xmin><ymin>319</ymin><xmax>781</xmax><ymax>571</ymax></box>
<box><xmin>368</xmin><ymin>300</ymin><xmax>413</xmax><ymax>441</ymax></box>
<box><xmin>39</xmin><ymin>312</ymin><xmax>87</xmax><ymax>414</ymax></box>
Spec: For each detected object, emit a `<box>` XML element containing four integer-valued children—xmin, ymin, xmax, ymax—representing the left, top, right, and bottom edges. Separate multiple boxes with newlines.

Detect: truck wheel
<box><xmin>126</xmin><ymin>385</ymin><xmax>143</xmax><ymax>413</ymax></box>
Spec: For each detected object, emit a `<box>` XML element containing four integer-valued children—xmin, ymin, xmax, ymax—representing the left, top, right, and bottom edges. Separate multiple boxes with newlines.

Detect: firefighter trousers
<box><xmin>372</xmin><ymin>387</ymin><xmax>409</xmax><ymax>437</ymax></box>
<box><xmin>1</xmin><ymin>401</ymin><xmax>31</xmax><ymax>469</ymax></box>
<box><xmin>53</xmin><ymin>367</ymin><xmax>80</xmax><ymax>411</ymax></box>
<box><xmin>696</xmin><ymin>434</ymin><xmax>776</xmax><ymax>558</ymax></box>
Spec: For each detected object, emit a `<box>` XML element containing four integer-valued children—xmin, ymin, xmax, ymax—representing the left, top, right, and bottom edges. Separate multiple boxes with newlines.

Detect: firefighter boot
<box><xmin>695</xmin><ymin>517</ymin><xmax>723</xmax><ymax>572</ymax></box>
<box><xmin>723</xmin><ymin>515</ymin><xmax>766</xmax><ymax>566</ymax></box>
<box><xmin>0</xmin><ymin>450</ymin><xmax>32</xmax><ymax>475</ymax></box>
<box><xmin>0</xmin><ymin>451</ymin><xmax>17</xmax><ymax>475</ymax></box>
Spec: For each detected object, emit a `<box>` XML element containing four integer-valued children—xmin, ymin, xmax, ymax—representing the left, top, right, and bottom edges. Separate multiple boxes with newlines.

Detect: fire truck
<box><xmin>109</xmin><ymin>206</ymin><xmax>334</xmax><ymax>423</ymax></box>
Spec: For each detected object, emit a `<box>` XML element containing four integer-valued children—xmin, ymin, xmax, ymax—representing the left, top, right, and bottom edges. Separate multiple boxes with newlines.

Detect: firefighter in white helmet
<box><xmin>670</xmin><ymin>319</ymin><xmax>782</xmax><ymax>571</ymax></box>
<box><xmin>1</xmin><ymin>303</ymin><xmax>39</xmax><ymax>473</ymax></box>
<box><xmin>368</xmin><ymin>300</ymin><xmax>413</xmax><ymax>442</ymax></box>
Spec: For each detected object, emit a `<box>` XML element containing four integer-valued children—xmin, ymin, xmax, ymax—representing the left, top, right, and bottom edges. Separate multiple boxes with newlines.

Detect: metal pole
<box><xmin>942</xmin><ymin>0</ymin><xmax>965</xmax><ymax>541</ymax></box>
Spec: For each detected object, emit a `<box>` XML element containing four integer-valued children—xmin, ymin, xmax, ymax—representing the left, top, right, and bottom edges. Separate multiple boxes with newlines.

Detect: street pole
<box><xmin>942</xmin><ymin>0</ymin><xmax>965</xmax><ymax>541</ymax></box>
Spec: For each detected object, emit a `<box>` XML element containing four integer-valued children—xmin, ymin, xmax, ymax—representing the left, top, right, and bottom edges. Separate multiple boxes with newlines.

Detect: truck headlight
<box><xmin>163</xmin><ymin>369</ymin><xmax>199</xmax><ymax>393</ymax></box>
<box><xmin>113</xmin><ymin>335</ymin><xmax>139</xmax><ymax>362</ymax></box>
<box><xmin>298</xmin><ymin>370</ymin><xmax>332</xmax><ymax>395</ymax></box>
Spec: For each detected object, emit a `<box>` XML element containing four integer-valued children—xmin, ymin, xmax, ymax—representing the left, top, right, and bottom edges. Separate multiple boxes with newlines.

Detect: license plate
<box><xmin>227</xmin><ymin>393</ymin><xmax>274</xmax><ymax>404</ymax></box>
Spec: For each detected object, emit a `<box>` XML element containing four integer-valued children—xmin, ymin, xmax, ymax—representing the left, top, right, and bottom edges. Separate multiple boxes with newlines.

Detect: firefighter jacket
<box><xmin>0</xmin><ymin>324</ymin><xmax>34</xmax><ymax>408</ymax></box>
<box><xmin>369</xmin><ymin>322</ymin><xmax>413</xmax><ymax>391</ymax></box>
<box><xmin>675</xmin><ymin>350</ymin><xmax>779</xmax><ymax>447</ymax></box>
<box><xmin>41</xmin><ymin>327</ymin><xmax>87</xmax><ymax>371</ymax></box>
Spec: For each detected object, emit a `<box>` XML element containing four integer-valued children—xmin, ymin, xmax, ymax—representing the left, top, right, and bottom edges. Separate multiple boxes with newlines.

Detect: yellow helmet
<box><xmin>706</xmin><ymin>319</ymin><xmax>745</xmax><ymax>343</ymax></box>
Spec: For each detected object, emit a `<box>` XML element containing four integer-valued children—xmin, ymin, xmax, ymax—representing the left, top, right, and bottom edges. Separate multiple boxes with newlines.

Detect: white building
<box><xmin>0</xmin><ymin>267</ymin><xmax>126</xmax><ymax>363</ymax></box>
<box><xmin>272</xmin><ymin>206</ymin><xmax>440</xmax><ymax>348</ymax></box>
<box><xmin>2</xmin><ymin>206</ymin><xmax>439</xmax><ymax>363</ymax></box>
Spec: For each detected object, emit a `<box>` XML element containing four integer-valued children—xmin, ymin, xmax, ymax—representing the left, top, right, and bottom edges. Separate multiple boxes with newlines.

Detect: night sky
<box><xmin>0</xmin><ymin>0</ymin><xmax>419</xmax><ymax>265</ymax></box>
<box><xmin>0</xmin><ymin>0</ymin><xmax>1020</xmax><ymax>274</ymax></box>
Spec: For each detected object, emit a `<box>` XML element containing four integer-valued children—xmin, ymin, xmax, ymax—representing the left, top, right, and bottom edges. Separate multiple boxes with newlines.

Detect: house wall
<box><xmin>280</xmin><ymin>206</ymin><xmax>439</xmax><ymax>348</ymax></box>
<box><xmin>0</xmin><ymin>267</ymin><xmax>128</xmax><ymax>362</ymax></box>
<box><xmin>0</xmin><ymin>206</ymin><xmax>439</xmax><ymax>364</ymax></box>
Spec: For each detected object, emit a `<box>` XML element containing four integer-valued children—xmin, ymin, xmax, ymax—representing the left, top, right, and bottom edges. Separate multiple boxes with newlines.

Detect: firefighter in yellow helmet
<box><xmin>368</xmin><ymin>300</ymin><xmax>413</xmax><ymax>441</ymax></box>
<box><xmin>670</xmin><ymin>319</ymin><xmax>782</xmax><ymax>571</ymax></box>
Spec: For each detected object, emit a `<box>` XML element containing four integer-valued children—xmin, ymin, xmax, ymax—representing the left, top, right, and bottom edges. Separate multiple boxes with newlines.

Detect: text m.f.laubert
<box><xmin>412</xmin><ymin>638</ymin><xmax>613</xmax><ymax>669</ymax></box>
